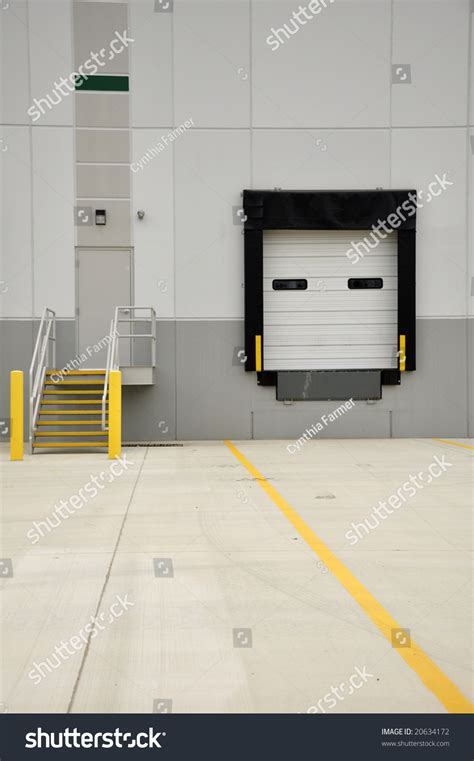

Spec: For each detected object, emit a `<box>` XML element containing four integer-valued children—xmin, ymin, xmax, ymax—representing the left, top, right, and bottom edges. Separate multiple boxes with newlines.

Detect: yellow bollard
<box><xmin>399</xmin><ymin>334</ymin><xmax>406</xmax><ymax>372</ymax></box>
<box><xmin>10</xmin><ymin>370</ymin><xmax>24</xmax><ymax>461</ymax></box>
<box><xmin>108</xmin><ymin>370</ymin><xmax>121</xmax><ymax>459</ymax></box>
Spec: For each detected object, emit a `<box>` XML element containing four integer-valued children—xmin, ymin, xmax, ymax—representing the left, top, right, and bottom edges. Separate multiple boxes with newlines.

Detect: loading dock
<box><xmin>243</xmin><ymin>190</ymin><xmax>416</xmax><ymax>399</ymax></box>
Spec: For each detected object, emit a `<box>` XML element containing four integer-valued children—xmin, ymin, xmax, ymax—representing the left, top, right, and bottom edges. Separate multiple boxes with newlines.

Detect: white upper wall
<box><xmin>32</xmin><ymin>127</ymin><xmax>75</xmax><ymax>317</ymax></box>
<box><xmin>29</xmin><ymin>0</ymin><xmax>74</xmax><ymax>127</ymax></box>
<box><xmin>0</xmin><ymin>0</ymin><xmax>75</xmax><ymax>318</ymax></box>
<box><xmin>469</xmin><ymin>12</ymin><xmax>474</xmax><ymax>318</ymax></box>
<box><xmin>173</xmin><ymin>0</ymin><xmax>250</xmax><ymax>128</ymax></box>
<box><xmin>252</xmin><ymin>0</ymin><xmax>391</xmax><ymax>129</ymax></box>
<box><xmin>392</xmin><ymin>0</ymin><xmax>468</xmax><ymax>128</ymax></box>
<box><xmin>0</xmin><ymin>0</ymin><xmax>471</xmax><ymax>320</ymax></box>
<box><xmin>129</xmin><ymin>0</ymin><xmax>173</xmax><ymax>126</ymax></box>
<box><xmin>0</xmin><ymin>126</ymin><xmax>33</xmax><ymax>318</ymax></box>
<box><xmin>131</xmin><ymin>128</ymin><xmax>175</xmax><ymax>317</ymax></box>
<box><xmin>0</xmin><ymin>0</ymin><xmax>30</xmax><ymax>125</ymax></box>
<box><xmin>174</xmin><ymin>128</ymin><xmax>250</xmax><ymax>319</ymax></box>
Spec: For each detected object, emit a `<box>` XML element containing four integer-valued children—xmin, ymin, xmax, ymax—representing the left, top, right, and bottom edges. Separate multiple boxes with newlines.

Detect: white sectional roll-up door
<box><xmin>263</xmin><ymin>230</ymin><xmax>398</xmax><ymax>371</ymax></box>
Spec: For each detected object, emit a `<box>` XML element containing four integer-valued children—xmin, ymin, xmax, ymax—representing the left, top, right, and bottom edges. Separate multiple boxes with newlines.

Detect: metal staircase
<box><xmin>33</xmin><ymin>370</ymin><xmax>108</xmax><ymax>451</ymax></box>
<box><xmin>29</xmin><ymin>306</ymin><xmax>156</xmax><ymax>453</ymax></box>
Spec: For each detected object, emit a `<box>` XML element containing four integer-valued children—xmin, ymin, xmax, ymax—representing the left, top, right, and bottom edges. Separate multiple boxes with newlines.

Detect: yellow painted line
<box><xmin>432</xmin><ymin>438</ymin><xmax>474</xmax><ymax>452</ymax></box>
<box><xmin>399</xmin><ymin>334</ymin><xmax>406</xmax><ymax>372</ymax></box>
<box><xmin>224</xmin><ymin>439</ymin><xmax>473</xmax><ymax>714</ymax></box>
<box><xmin>255</xmin><ymin>335</ymin><xmax>262</xmax><ymax>372</ymax></box>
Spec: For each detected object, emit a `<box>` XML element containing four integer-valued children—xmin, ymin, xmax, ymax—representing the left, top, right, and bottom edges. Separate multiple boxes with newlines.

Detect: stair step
<box><xmin>38</xmin><ymin>420</ymin><xmax>103</xmax><ymax>425</ymax></box>
<box><xmin>41</xmin><ymin>400</ymin><xmax>108</xmax><ymax>405</ymax></box>
<box><xmin>43</xmin><ymin>390</ymin><xmax>106</xmax><ymax>395</ymax></box>
<box><xmin>46</xmin><ymin>370</ymin><xmax>105</xmax><ymax>376</ymax></box>
<box><xmin>32</xmin><ymin>367</ymin><xmax>114</xmax><ymax>453</ymax></box>
<box><xmin>33</xmin><ymin>442</ymin><xmax>107</xmax><ymax>448</ymax></box>
<box><xmin>40</xmin><ymin>410</ymin><xmax>107</xmax><ymax>415</ymax></box>
<box><xmin>36</xmin><ymin>431</ymin><xmax>107</xmax><ymax>437</ymax></box>
<box><xmin>32</xmin><ymin>368</ymin><xmax>111</xmax><ymax>453</ymax></box>
<box><xmin>45</xmin><ymin>380</ymin><xmax>105</xmax><ymax>385</ymax></box>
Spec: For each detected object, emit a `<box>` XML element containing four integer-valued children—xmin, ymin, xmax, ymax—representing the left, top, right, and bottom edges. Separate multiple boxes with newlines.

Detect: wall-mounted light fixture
<box><xmin>95</xmin><ymin>209</ymin><xmax>106</xmax><ymax>225</ymax></box>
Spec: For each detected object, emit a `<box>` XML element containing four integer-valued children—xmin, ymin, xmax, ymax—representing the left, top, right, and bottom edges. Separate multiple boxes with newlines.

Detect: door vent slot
<box><xmin>348</xmin><ymin>278</ymin><xmax>383</xmax><ymax>289</ymax></box>
<box><xmin>272</xmin><ymin>279</ymin><xmax>307</xmax><ymax>291</ymax></box>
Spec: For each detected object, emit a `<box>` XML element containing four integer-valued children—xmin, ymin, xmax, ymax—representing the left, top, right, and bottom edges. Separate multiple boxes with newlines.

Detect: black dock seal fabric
<box><xmin>243</xmin><ymin>189</ymin><xmax>416</xmax><ymax>375</ymax></box>
<box><xmin>243</xmin><ymin>189</ymin><xmax>417</xmax><ymax>231</ymax></box>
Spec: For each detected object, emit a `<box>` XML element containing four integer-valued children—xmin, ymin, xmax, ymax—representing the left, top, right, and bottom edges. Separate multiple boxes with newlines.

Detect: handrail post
<box><xmin>102</xmin><ymin>318</ymin><xmax>114</xmax><ymax>430</ymax></box>
<box><xmin>29</xmin><ymin>370</ymin><xmax>33</xmax><ymax>454</ymax></box>
<box><xmin>29</xmin><ymin>308</ymin><xmax>55</xmax><ymax>454</ymax></box>
<box><xmin>52</xmin><ymin>311</ymin><xmax>56</xmax><ymax>368</ymax></box>
<box><xmin>108</xmin><ymin>370</ymin><xmax>121</xmax><ymax>459</ymax></box>
<box><xmin>10</xmin><ymin>371</ymin><xmax>24</xmax><ymax>461</ymax></box>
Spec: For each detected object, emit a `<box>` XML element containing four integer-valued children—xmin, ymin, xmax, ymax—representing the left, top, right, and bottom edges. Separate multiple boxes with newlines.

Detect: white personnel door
<box><xmin>77</xmin><ymin>248</ymin><xmax>132</xmax><ymax>368</ymax></box>
<box><xmin>263</xmin><ymin>230</ymin><xmax>398</xmax><ymax>371</ymax></box>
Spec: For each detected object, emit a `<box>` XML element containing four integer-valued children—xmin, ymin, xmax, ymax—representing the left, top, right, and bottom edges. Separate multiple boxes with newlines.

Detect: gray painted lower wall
<box><xmin>1</xmin><ymin>318</ymin><xmax>472</xmax><ymax>441</ymax></box>
<box><xmin>468</xmin><ymin>318</ymin><xmax>474</xmax><ymax>439</ymax></box>
<box><xmin>0</xmin><ymin>320</ymin><xmax>77</xmax><ymax>441</ymax></box>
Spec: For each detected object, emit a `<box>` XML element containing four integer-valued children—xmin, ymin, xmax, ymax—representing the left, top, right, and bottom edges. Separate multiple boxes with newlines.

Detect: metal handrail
<box><xmin>102</xmin><ymin>318</ymin><xmax>118</xmax><ymax>432</ymax></box>
<box><xmin>29</xmin><ymin>308</ymin><xmax>56</xmax><ymax>451</ymax></box>
<box><xmin>102</xmin><ymin>306</ymin><xmax>156</xmax><ymax>431</ymax></box>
